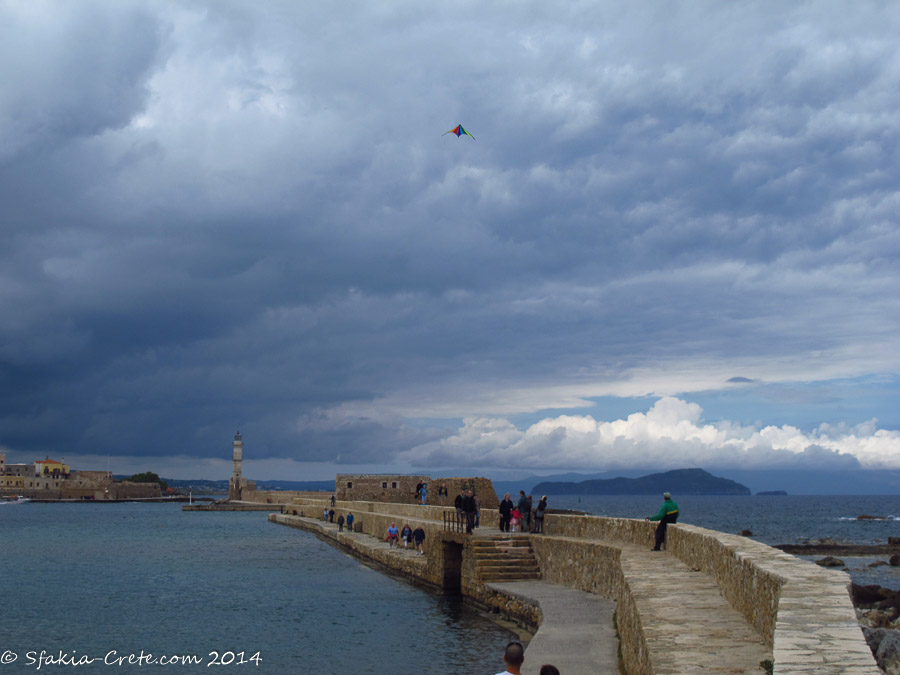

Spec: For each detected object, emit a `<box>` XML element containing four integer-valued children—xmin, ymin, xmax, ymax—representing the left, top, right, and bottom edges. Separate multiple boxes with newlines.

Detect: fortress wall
<box><xmin>334</xmin><ymin>475</ymin><xmax>500</xmax><ymax>509</ymax></box>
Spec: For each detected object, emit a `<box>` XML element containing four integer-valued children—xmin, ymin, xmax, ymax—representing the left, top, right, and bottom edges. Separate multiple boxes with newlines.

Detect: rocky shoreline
<box><xmin>853</xmin><ymin>583</ymin><xmax>900</xmax><ymax>675</ymax></box>
<box><xmin>772</xmin><ymin>535</ymin><xmax>900</xmax><ymax>673</ymax></box>
<box><xmin>775</xmin><ymin>536</ymin><xmax>900</xmax><ymax>557</ymax></box>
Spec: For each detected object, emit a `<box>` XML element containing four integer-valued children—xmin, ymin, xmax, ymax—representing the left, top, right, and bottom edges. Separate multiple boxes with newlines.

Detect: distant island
<box><xmin>532</xmin><ymin>468</ymin><xmax>751</xmax><ymax>496</ymax></box>
<box><xmin>756</xmin><ymin>490</ymin><xmax>789</xmax><ymax>496</ymax></box>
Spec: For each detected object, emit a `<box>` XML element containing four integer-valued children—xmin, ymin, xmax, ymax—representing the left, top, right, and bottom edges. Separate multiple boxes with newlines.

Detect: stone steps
<box><xmin>472</xmin><ymin>536</ymin><xmax>542</xmax><ymax>583</ymax></box>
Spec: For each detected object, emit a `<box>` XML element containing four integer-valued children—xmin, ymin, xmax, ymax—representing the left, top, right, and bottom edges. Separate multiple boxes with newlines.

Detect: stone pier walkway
<box><xmin>486</xmin><ymin>580</ymin><xmax>619</xmax><ymax>675</ymax></box>
<box><xmin>618</xmin><ymin>542</ymin><xmax>771</xmax><ymax>674</ymax></box>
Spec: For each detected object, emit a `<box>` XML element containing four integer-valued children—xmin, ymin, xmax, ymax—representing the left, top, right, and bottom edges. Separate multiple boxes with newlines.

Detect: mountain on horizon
<box><xmin>532</xmin><ymin>468</ymin><xmax>750</xmax><ymax>496</ymax></box>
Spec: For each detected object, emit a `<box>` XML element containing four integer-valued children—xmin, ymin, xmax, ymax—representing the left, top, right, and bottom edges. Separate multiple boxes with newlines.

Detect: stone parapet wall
<box><xmin>285</xmin><ymin>499</ymin><xmax>444</xmax><ymax>557</ymax></box>
<box><xmin>242</xmin><ymin>490</ymin><xmax>330</xmax><ymax>504</ymax></box>
<box><xmin>537</xmin><ymin>511</ymin><xmax>656</xmax><ymax>546</ymax></box>
<box><xmin>530</xmin><ymin>536</ymin><xmax>622</xmax><ymax>597</ymax></box>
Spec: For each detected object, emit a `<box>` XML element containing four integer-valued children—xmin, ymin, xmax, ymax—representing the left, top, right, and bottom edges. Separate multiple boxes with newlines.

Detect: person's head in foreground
<box><xmin>501</xmin><ymin>641</ymin><xmax>525</xmax><ymax>674</ymax></box>
<box><xmin>539</xmin><ymin>665</ymin><xmax>560</xmax><ymax>675</ymax></box>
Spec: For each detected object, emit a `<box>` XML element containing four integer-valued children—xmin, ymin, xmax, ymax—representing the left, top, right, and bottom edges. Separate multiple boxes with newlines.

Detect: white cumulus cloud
<box><xmin>399</xmin><ymin>397</ymin><xmax>900</xmax><ymax>471</ymax></box>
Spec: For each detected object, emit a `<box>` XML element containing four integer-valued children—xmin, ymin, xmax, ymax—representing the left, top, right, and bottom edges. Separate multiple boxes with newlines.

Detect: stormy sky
<box><xmin>2</xmin><ymin>1</ymin><xmax>899</xmax><ymax>481</ymax></box>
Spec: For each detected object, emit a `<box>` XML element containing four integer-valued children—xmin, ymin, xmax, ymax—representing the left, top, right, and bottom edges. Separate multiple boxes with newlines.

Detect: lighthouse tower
<box><xmin>229</xmin><ymin>431</ymin><xmax>244</xmax><ymax>501</ymax></box>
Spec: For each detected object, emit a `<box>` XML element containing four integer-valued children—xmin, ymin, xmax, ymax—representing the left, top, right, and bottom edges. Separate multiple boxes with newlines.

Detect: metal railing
<box><xmin>443</xmin><ymin>511</ymin><xmax>475</xmax><ymax>533</ymax></box>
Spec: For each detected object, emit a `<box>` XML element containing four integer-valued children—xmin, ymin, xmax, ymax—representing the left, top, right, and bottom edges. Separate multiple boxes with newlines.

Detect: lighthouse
<box><xmin>229</xmin><ymin>431</ymin><xmax>243</xmax><ymax>501</ymax></box>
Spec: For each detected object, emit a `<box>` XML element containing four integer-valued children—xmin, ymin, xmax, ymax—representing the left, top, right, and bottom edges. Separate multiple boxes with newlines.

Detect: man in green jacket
<box><xmin>646</xmin><ymin>492</ymin><xmax>679</xmax><ymax>551</ymax></box>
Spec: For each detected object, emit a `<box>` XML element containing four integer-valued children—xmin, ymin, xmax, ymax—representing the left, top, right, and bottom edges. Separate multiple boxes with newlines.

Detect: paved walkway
<box><xmin>619</xmin><ymin>542</ymin><xmax>770</xmax><ymax>674</ymax></box>
<box><xmin>487</xmin><ymin>580</ymin><xmax>619</xmax><ymax>675</ymax></box>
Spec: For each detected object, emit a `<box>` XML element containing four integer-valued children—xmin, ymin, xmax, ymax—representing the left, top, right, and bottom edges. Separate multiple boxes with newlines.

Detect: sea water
<box><xmin>0</xmin><ymin>503</ymin><xmax>515</xmax><ymax>674</ymax></box>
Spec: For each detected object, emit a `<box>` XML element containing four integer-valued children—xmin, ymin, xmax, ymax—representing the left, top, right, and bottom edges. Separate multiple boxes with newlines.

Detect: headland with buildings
<box><xmin>0</xmin><ymin>452</ymin><xmax>165</xmax><ymax>501</ymax></box>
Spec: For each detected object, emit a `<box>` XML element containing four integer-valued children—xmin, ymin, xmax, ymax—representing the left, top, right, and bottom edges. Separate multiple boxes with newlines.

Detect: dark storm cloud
<box><xmin>1</xmin><ymin>1</ymin><xmax>899</xmax><ymax>472</ymax></box>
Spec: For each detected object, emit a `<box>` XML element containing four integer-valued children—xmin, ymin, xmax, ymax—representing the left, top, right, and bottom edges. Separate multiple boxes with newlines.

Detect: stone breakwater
<box><xmin>271</xmin><ymin>496</ymin><xmax>879</xmax><ymax>674</ymax></box>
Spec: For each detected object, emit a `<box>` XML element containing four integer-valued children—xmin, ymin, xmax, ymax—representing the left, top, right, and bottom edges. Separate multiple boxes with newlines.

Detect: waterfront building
<box><xmin>35</xmin><ymin>457</ymin><xmax>70</xmax><ymax>479</ymax></box>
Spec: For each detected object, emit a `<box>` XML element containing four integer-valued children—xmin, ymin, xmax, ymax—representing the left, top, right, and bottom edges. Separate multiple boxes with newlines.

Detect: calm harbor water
<box><xmin>0</xmin><ymin>503</ymin><xmax>515</xmax><ymax>674</ymax></box>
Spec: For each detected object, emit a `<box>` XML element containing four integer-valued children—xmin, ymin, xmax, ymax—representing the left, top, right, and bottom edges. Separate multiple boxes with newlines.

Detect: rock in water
<box><xmin>816</xmin><ymin>556</ymin><xmax>845</xmax><ymax>567</ymax></box>
<box><xmin>890</xmin><ymin>554</ymin><xmax>900</xmax><ymax>567</ymax></box>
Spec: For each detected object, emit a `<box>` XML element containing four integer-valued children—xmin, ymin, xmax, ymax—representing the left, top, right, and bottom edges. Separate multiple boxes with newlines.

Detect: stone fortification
<box><xmin>273</xmin><ymin>495</ymin><xmax>878</xmax><ymax>674</ymax></box>
<box><xmin>335</xmin><ymin>474</ymin><xmax>429</xmax><ymax>504</ymax></box>
<box><xmin>335</xmin><ymin>474</ymin><xmax>498</xmax><ymax>508</ymax></box>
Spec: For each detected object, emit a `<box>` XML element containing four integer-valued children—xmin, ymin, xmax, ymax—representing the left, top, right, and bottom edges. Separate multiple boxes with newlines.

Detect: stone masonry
<box><xmin>334</xmin><ymin>474</ymin><xmax>499</xmax><ymax>508</ymax></box>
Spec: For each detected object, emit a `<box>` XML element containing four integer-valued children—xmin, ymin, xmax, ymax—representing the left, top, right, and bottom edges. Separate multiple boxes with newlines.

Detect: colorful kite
<box><xmin>443</xmin><ymin>124</ymin><xmax>476</xmax><ymax>141</ymax></box>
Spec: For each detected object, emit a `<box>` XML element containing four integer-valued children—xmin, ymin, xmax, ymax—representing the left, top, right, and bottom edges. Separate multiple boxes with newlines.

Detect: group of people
<box><xmin>385</xmin><ymin>521</ymin><xmax>426</xmax><ymax>554</ymax></box>
<box><xmin>417</xmin><ymin>481</ymin><xmax>451</xmax><ymax>506</ymax></box>
<box><xmin>454</xmin><ymin>488</ymin><xmax>480</xmax><ymax>533</ymax></box>
<box><xmin>498</xmin><ymin>491</ymin><xmax>547</xmax><ymax>533</ymax></box>
<box><xmin>324</xmin><ymin>501</ymin><xmax>356</xmax><ymax>533</ymax></box>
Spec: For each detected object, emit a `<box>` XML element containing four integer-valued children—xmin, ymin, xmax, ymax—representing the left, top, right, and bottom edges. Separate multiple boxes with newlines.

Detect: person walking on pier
<box><xmin>337</xmin><ymin>514</ymin><xmax>345</xmax><ymax>532</ymax></box>
<box><xmin>455</xmin><ymin>489</ymin><xmax>465</xmax><ymax>527</ymax></box>
<box><xmin>524</xmin><ymin>494</ymin><xmax>533</xmax><ymax>531</ymax></box>
<box><xmin>413</xmin><ymin>525</ymin><xmax>425</xmax><ymax>555</ymax></box>
<box><xmin>494</xmin><ymin>641</ymin><xmax>525</xmax><ymax>675</ymax></box>
<box><xmin>386</xmin><ymin>522</ymin><xmax>399</xmax><ymax>547</ymax></box>
<box><xmin>499</xmin><ymin>493</ymin><xmax>513</xmax><ymax>532</ymax></box>
<box><xmin>462</xmin><ymin>490</ymin><xmax>477</xmax><ymax>534</ymax></box>
<box><xmin>438</xmin><ymin>483</ymin><xmax>448</xmax><ymax>506</ymax></box>
<box><xmin>646</xmin><ymin>492</ymin><xmax>679</xmax><ymax>551</ymax></box>
<box><xmin>346</xmin><ymin>511</ymin><xmax>354</xmax><ymax>532</ymax></box>
<box><xmin>532</xmin><ymin>496</ymin><xmax>547</xmax><ymax>533</ymax></box>
<box><xmin>401</xmin><ymin>524</ymin><xmax>412</xmax><ymax>548</ymax></box>
<box><xmin>420</xmin><ymin>483</ymin><xmax>428</xmax><ymax>505</ymax></box>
